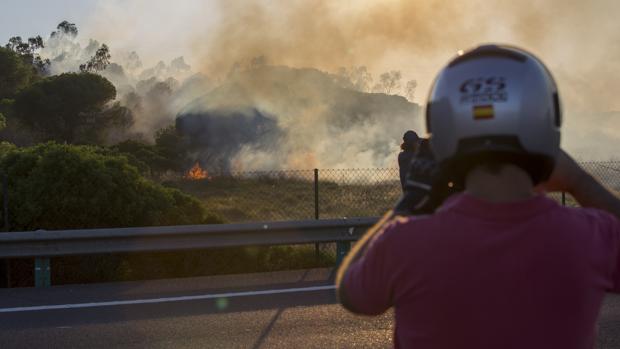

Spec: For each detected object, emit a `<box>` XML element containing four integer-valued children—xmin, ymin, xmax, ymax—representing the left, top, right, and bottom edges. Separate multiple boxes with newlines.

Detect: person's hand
<box><xmin>537</xmin><ymin>149</ymin><xmax>586</xmax><ymax>194</ymax></box>
<box><xmin>393</xmin><ymin>155</ymin><xmax>439</xmax><ymax>215</ymax></box>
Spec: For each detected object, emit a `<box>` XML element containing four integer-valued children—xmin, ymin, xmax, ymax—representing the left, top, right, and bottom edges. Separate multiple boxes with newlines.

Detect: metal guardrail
<box><xmin>0</xmin><ymin>217</ymin><xmax>378</xmax><ymax>287</ymax></box>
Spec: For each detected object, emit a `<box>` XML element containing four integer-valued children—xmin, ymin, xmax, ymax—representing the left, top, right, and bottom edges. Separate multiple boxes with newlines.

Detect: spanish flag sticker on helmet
<box><xmin>473</xmin><ymin>105</ymin><xmax>494</xmax><ymax>120</ymax></box>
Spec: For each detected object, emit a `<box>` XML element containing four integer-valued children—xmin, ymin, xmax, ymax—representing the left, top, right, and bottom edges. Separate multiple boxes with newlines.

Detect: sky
<box><xmin>0</xmin><ymin>0</ymin><xmax>98</xmax><ymax>44</ymax></box>
<box><xmin>0</xmin><ymin>0</ymin><xmax>219</xmax><ymax>67</ymax></box>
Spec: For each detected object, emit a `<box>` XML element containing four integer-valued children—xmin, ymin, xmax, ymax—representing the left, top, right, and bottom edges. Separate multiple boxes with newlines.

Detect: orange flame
<box><xmin>186</xmin><ymin>162</ymin><xmax>210</xmax><ymax>180</ymax></box>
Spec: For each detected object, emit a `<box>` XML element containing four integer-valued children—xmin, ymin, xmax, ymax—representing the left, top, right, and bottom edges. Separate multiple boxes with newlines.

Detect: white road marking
<box><xmin>0</xmin><ymin>285</ymin><xmax>336</xmax><ymax>313</ymax></box>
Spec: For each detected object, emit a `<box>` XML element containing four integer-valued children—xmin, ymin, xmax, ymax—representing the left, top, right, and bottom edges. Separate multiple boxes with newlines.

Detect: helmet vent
<box><xmin>449</xmin><ymin>45</ymin><xmax>527</xmax><ymax>68</ymax></box>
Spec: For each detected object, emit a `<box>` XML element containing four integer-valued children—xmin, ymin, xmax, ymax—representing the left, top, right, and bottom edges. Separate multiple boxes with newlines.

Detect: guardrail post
<box><xmin>561</xmin><ymin>192</ymin><xmax>566</xmax><ymax>206</ymax></box>
<box><xmin>1</xmin><ymin>173</ymin><xmax>8</xmax><ymax>287</ymax></box>
<box><xmin>2</xmin><ymin>172</ymin><xmax>8</xmax><ymax>232</ymax></box>
<box><xmin>336</xmin><ymin>241</ymin><xmax>351</xmax><ymax>267</ymax></box>
<box><xmin>314</xmin><ymin>169</ymin><xmax>320</xmax><ymax>261</ymax></box>
<box><xmin>34</xmin><ymin>258</ymin><xmax>51</xmax><ymax>287</ymax></box>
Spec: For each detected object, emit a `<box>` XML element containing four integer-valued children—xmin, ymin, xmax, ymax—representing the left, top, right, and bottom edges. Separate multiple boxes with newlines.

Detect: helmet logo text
<box><xmin>460</xmin><ymin>77</ymin><xmax>507</xmax><ymax>104</ymax></box>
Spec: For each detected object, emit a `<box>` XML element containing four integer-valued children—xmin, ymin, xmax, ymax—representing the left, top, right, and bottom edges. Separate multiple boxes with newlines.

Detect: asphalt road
<box><xmin>0</xmin><ymin>269</ymin><xmax>393</xmax><ymax>348</ymax></box>
<box><xmin>0</xmin><ymin>268</ymin><xmax>618</xmax><ymax>348</ymax></box>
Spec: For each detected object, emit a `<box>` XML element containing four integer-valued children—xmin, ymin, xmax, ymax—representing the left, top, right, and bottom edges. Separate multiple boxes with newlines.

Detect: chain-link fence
<box><xmin>170</xmin><ymin>168</ymin><xmax>402</xmax><ymax>223</ymax></box>
<box><xmin>187</xmin><ymin>162</ymin><xmax>620</xmax><ymax>223</ymax></box>
<box><xmin>191</xmin><ymin>161</ymin><xmax>620</xmax><ymax>223</ymax></box>
<box><xmin>547</xmin><ymin>161</ymin><xmax>620</xmax><ymax>207</ymax></box>
<box><xmin>3</xmin><ymin>162</ymin><xmax>620</xmax><ymax>231</ymax></box>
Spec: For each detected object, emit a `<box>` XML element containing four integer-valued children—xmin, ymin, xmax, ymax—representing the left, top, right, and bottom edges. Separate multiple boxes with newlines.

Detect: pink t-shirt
<box><xmin>343</xmin><ymin>193</ymin><xmax>620</xmax><ymax>348</ymax></box>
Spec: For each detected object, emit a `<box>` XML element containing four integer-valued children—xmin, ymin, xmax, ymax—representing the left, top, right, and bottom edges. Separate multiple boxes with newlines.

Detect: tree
<box><xmin>373</xmin><ymin>70</ymin><xmax>402</xmax><ymax>94</ymax></box>
<box><xmin>0</xmin><ymin>143</ymin><xmax>221</xmax><ymax>231</ymax></box>
<box><xmin>79</xmin><ymin>102</ymin><xmax>134</xmax><ymax>145</ymax></box>
<box><xmin>80</xmin><ymin>44</ymin><xmax>111</xmax><ymax>73</ymax></box>
<box><xmin>349</xmin><ymin>66</ymin><xmax>373</xmax><ymax>92</ymax></box>
<box><xmin>5</xmin><ymin>36</ymin><xmax>43</xmax><ymax>55</ymax></box>
<box><xmin>51</xmin><ymin>21</ymin><xmax>78</xmax><ymax>38</ymax></box>
<box><xmin>333</xmin><ymin>66</ymin><xmax>373</xmax><ymax>92</ymax></box>
<box><xmin>0</xmin><ymin>47</ymin><xmax>38</xmax><ymax>99</ymax></box>
<box><xmin>155</xmin><ymin>124</ymin><xmax>189</xmax><ymax>172</ymax></box>
<box><xmin>405</xmin><ymin>80</ymin><xmax>418</xmax><ymax>102</ymax></box>
<box><xmin>13</xmin><ymin>73</ymin><xmax>126</xmax><ymax>143</ymax></box>
<box><xmin>112</xmin><ymin>139</ymin><xmax>169</xmax><ymax>176</ymax></box>
<box><xmin>111</xmin><ymin>124</ymin><xmax>191</xmax><ymax>177</ymax></box>
<box><xmin>5</xmin><ymin>36</ymin><xmax>50</xmax><ymax>74</ymax></box>
<box><xmin>0</xmin><ymin>98</ymin><xmax>42</xmax><ymax>146</ymax></box>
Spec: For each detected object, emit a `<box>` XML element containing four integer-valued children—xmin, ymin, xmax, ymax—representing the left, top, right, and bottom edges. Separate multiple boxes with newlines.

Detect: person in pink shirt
<box><xmin>337</xmin><ymin>44</ymin><xmax>620</xmax><ymax>348</ymax></box>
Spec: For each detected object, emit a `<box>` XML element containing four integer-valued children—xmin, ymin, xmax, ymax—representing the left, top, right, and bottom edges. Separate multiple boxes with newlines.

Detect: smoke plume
<box><xmin>56</xmin><ymin>0</ymin><xmax>620</xmax><ymax>165</ymax></box>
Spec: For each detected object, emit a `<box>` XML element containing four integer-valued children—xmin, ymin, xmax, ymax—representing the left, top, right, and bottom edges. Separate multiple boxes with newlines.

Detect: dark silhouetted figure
<box><xmin>398</xmin><ymin>130</ymin><xmax>419</xmax><ymax>192</ymax></box>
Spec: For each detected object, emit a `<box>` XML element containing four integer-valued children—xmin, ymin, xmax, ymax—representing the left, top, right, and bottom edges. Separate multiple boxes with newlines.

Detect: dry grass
<box><xmin>167</xmin><ymin>176</ymin><xmax>400</xmax><ymax>223</ymax></box>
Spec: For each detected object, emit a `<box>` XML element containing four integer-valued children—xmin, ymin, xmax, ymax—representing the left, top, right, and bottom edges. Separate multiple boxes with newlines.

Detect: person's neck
<box><xmin>465</xmin><ymin>164</ymin><xmax>536</xmax><ymax>203</ymax></box>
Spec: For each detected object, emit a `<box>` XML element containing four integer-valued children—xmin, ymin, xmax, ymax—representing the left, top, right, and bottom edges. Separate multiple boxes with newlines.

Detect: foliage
<box><xmin>112</xmin><ymin>139</ymin><xmax>169</xmax><ymax>176</ymax></box>
<box><xmin>4</xmin><ymin>36</ymin><xmax>50</xmax><ymax>74</ymax></box>
<box><xmin>373</xmin><ymin>70</ymin><xmax>402</xmax><ymax>94</ymax></box>
<box><xmin>0</xmin><ymin>113</ymin><xmax>5</xmax><ymax>131</ymax></box>
<box><xmin>0</xmin><ymin>140</ymin><xmax>16</xmax><ymax>161</ymax></box>
<box><xmin>13</xmin><ymin>73</ymin><xmax>132</xmax><ymax>144</ymax></box>
<box><xmin>6</xmin><ymin>36</ymin><xmax>43</xmax><ymax>55</ymax></box>
<box><xmin>80</xmin><ymin>44</ymin><xmax>111</xmax><ymax>73</ymax></box>
<box><xmin>83</xmin><ymin>102</ymin><xmax>134</xmax><ymax>145</ymax></box>
<box><xmin>0</xmin><ymin>99</ymin><xmax>44</xmax><ymax>146</ymax></box>
<box><xmin>110</xmin><ymin>124</ymin><xmax>190</xmax><ymax>176</ymax></box>
<box><xmin>334</xmin><ymin>66</ymin><xmax>373</xmax><ymax>92</ymax></box>
<box><xmin>0</xmin><ymin>142</ymin><xmax>222</xmax><ymax>231</ymax></box>
<box><xmin>155</xmin><ymin>124</ymin><xmax>189</xmax><ymax>171</ymax></box>
<box><xmin>0</xmin><ymin>47</ymin><xmax>38</xmax><ymax>100</ymax></box>
<box><xmin>51</xmin><ymin>21</ymin><xmax>78</xmax><ymax>38</ymax></box>
<box><xmin>405</xmin><ymin>80</ymin><xmax>418</xmax><ymax>101</ymax></box>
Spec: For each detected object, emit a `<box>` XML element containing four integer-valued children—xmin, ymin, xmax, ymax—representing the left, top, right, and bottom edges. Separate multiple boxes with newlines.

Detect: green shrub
<box><xmin>13</xmin><ymin>73</ymin><xmax>133</xmax><ymax>144</ymax></box>
<box><xmin>1</xmin><ymin>142</ymin><xmax>222</xmax><ymax>231</ymax></box>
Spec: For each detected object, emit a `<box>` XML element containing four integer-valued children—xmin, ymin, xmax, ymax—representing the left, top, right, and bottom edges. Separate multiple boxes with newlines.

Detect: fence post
<box><xmin>561</xmin><ymin>192</ymin><xmax>566</xmax><ymax>206</ymax></box>
<box><xmin>314</xmin><ymin>169</ymin><xmax>320</xmax><ymax>260</ymax></box>
<box><xmin>314</xmin><ymin>169</ymin><xmax>319</xmax><ymax>219</ymax></box>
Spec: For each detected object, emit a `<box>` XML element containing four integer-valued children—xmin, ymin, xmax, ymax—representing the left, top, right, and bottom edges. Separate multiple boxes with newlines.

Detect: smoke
<box><xmin>176</xmin><ymin>108</ymin><xmax>282</xmax><ymax>172</ymax></box>
<box><xmin>43</xmin><ymin>0</ymin><xmax>620</xmax><ymax>166</ymax></box>
<box><xmin>177</xmin><ymin>65</ymin><xmax>420</xmax><ymax>170</ymax></box>
<box><xmin>198</xmin><ymin>0</ymin><xmax>620</xmax><ymax>109</ymax></box>
<box><xmin>39</xmin><ymin>28</ymin><xmax>213</xmax><ymax>141</ymax></box>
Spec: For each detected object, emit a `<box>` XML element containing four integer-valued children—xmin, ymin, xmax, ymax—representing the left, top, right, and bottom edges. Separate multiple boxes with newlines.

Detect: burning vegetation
<box><xmin>185</xmin><ymin>162</ymin><xmax>210</xmax><ymax>180</ymax></box>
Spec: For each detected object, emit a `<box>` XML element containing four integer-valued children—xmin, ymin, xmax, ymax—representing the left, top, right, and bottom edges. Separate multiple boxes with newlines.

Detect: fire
<box><xmin>186</xmin><ymin>162</ymin><xmax>210</xmax><ymax>180</ymax></box>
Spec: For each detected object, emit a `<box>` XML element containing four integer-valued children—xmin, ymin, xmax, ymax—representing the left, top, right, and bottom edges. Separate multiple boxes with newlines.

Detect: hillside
<box><xmin>176</xmin><ymin>65</ymin><xmax>423</xmax><ymax>172</ymax></box>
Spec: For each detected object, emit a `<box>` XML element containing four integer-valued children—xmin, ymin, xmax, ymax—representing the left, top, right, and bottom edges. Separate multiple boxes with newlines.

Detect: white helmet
<box><xmin>426</xmin><ymin>44</ymin><xmax>561</xmax><ymax>184</ymax></box>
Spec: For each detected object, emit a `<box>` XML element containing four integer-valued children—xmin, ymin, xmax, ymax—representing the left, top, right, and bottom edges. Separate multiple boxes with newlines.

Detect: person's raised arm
<box><xmin>541</xmin><ymin>149</ymin><xmax>620</xmax><ymax>219</ymax></box>
<box><xmin>336</xmin><ymin>210</ymin><xmax>395</xmax><ymax>312</ymax></box>
<box><xmin>337</xmin><ymin>144</ymin><xmax>452</xmax><ymax>311</ymax></box>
